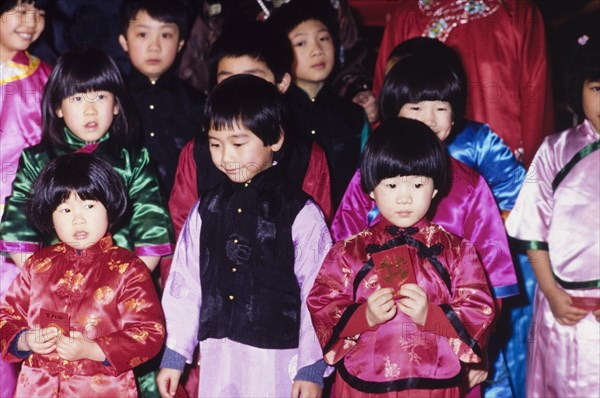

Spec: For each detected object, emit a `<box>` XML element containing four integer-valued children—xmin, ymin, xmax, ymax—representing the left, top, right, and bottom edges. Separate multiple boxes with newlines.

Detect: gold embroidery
<box><xmin>127</xmin><ymin>327</ymin><xmax>149</xmax><ymax>342</ymax></box>
<box><xmin>124</xmin><ymin>298</ymin><xmax>146</xmax><ymax>312</ymax></box>
<box><xmin>153</xmin><ymin>323</ymin><xmax>164</xmax><ymax>335</ymax></box>
<box><xmin>91</xmin><ymin>374</ymin><xmax>111</xmax><ymax>392</ymax></box>
<box><xmin>94</xmin><ymin>287</ymin><xmax>115</xmax><ymax>305</ymax></box>
<box><xmin>32</xmin><ymin>257</ymin><xmax>52</xmax><ymax>273</ymax></box>
<box><xmin>108</xmin><ymin>260</ymin><xmax>129</xmax><ymax>274</ymax></box>
<box><xmin>57</xmin><ymin>270</ymin><xmax>85</xmax><ymax>293</ymax></box>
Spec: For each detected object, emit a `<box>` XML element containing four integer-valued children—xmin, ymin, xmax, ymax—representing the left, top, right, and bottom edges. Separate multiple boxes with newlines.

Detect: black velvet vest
<box><xmin>198</xmin><ymin>166</ymin><xmax>309</xmax><ymax>349</ymax></box>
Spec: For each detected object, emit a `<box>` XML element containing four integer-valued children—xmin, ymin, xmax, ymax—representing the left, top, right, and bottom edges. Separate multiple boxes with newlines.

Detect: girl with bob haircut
<box><xmin>506</xmin><ymin>35</ymin><xmax>600</xmax><ymax>397</ymax></box>
<box><xmin>308</xmin><ymin>117</ymin><xmax>495</xmax><ymax>397</ymax></box>
<box><xmin>158</xmin><ymin>74</ymin><xmax>331</xmax><ymax>398</ymax></box>
<box><xmin>0</xmin><ymin>47</ymin><xmax>173</xmax><ymax>272</ymax></box>
<box><xmin>0</xmin><ymin>152</ymin><xmax>165</xmax><ymax>398</ymax></box>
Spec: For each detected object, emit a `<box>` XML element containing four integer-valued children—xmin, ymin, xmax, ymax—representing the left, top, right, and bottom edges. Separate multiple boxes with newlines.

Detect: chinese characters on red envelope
<box><xmin>372</xmin><ymin>245</ymin><xmax>416</xmax><ymax>298</ymax></box>
<box><xmin>40</xmin><ymin>308</ymin><xmax>70</xmax><ymax>336</ymax></box>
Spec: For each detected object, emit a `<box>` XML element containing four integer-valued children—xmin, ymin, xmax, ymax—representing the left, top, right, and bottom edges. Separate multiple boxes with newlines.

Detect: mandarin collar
<box><xmin>63</xmin><ymin>127</ymin><xmax>110</xmax><ymax>151</ymax></box>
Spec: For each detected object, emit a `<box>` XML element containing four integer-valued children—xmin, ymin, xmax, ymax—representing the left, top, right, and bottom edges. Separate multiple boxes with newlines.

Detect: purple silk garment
<box><xmin>0</xmin><ymin>50</ymin><xmax>51</xmax><ymax>398</ymax></box>
<box><xmin>162</xmin><ymin>200</ymin><xmax>331</xmax><ymax>397</ymax></box>
<box><xmin>332</xmin><ymin>157</ymin><xmax>517</xmax><ymax>298</ymax></box>
<box><xmin>506</xmin><ymin>120</ymin><xmax>600</xmax><ymax>397</ymax></box>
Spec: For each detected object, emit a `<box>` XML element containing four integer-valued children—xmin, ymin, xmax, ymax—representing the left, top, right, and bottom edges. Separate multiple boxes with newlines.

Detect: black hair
<box><xmin>208</xmin><ymin>21</ymin><xmax>293</xmax><ymax>90</ymax></box>
<box><xmin>566</xmin><ymin>35</ymin><xmax>600</xmax><ymax>121</ymax></box>
<box><xmin>0</xmin><ymin>0</ymin><xmax>47</xmax><ymax>15</ymax></box>
<box><xmin>387</xmin><ymin>37</ymin><xmax>467</xmax><ymax>96</ymax></box>
<box><xmin>41</xmin><ymin>47</ymin><xmax>139</xmax><ymax>155</ymax></box>
<box><xmin>379</xmin><ymin>55</ymin><xmax>465</xmax><ymax>128</ymax></box>
<box><xmin>268</xmin><ymin>0</ymin><xmax>340</xmax><ymax>57</ymax></box>
<box><xmin>361</xmin><ymin>117</ymin><xmax>448</xmax><ymax>193</ymax></box>
<box><xmin>119</xmin><ymin>0</ymin><xmax>188</xmax><ymax>38</ymax></box>
<box><xmin>203</xmin><ymin>74</ymin><xmax>288</xmax><ymax>148</ymax></box>
<box><xmin>26</xmin><ymin>153</ymin><xmax>129</xmax><ymax>235</ymax></box>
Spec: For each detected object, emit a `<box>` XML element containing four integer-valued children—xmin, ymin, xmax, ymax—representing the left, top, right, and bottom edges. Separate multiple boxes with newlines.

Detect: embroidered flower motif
<box><xmin>94</xmin><ymin>286</ymin><xmax>115</xmax><ymax>305</ymax></box>
<box><xmin>56</xmin><ymin>270</ymin><xmax>85</xmax><ymax>299</ymax></box>
<box><xmin>464</xmin><ymin>1</ymin><xmax>488</xmax><ymax>14</ymax></box>
<box><xmin>426</xmin><ymin>18</ymin><xmax>449</xmax><ymax>39</ymax></box>
<box><xmin>32</xmin><ymin>257</ymin><xmax>52</xmax><ymax>273</ymax></box>
<box><xmin>108</xmin><ymin>259</ymin><xmax>129</xmax><ymax>274</ymax></box>
<box><xmin>578</xmin><ymin>35</ymin><xmax>589</xmax><ymax>46</ymax></box>
<box><xmin>383</xmin><ymin>356</ymin><xmax>402</xmax><ymax>378</ymax></box>
<box><xmin>91</xmin><ymin>374</ymin><xmax>111</xmax><ymax>392</ymax></box>
<box><xmin>124</xmin><ymin>298</ymin><xmax>146</xmax><ymax>312</ymax></box>
<box><xmin>153</xmin><ymin>323</ymin><xmax>164</xmax><ymax>335</ymax></box>
<box><xmin>127</xmin><ymin>327</ymin><xmax>149</xmax><ymax>342</ymax></box>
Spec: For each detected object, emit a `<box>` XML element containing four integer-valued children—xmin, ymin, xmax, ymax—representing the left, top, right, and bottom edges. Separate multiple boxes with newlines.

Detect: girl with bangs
<box><xmin>0</xmin><ymin>47</ymin><xmax>173</xmax><ymax>272</ymax></box>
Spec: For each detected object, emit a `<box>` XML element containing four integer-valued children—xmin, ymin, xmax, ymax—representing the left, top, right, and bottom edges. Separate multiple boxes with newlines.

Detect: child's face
<box><xmin>208</xmin><ymin>122</ymin><xmax>283</xmax><ymax>184</ymax></box>
<box><xmin>118</xmin><ymin>10</ymin><xmax>184</xmax><ymax>81</ymax></box>
<box><xmin>582</xmin><ymin>79</ymin><xmax>600</xmax><ymax>133</ymax></box>
<box><xmin>0</xmin><ymin>1</ymin><xmax>45</xmax><ymax>62</ymax></box>
<box><xmin>398</xmin><ymin>101</ymin><xmax>453</xmax><ymax>142</ymax></box>
<box><xmin>56</xmin><ymin>91</ymin><xmax>119</xmax><ymax>143</ymax></box>
<box><xmin>288</xmin><ymin>19</ymin><xmax>334</xmax><ymax>89</ymax></box>
<box><xmin>52</xmin><ymin>192</ymin><xmax>109</xmax><ymax>250</ymax></box>
<box><xmin>217</xmin><ymin>56</ymin><xmax>276</xmax><ymax>85</ymax></box>
<box><xmin>369</xmin><ymin>175</ymin><xmax>437</xmax><ymax>228</ymax></box>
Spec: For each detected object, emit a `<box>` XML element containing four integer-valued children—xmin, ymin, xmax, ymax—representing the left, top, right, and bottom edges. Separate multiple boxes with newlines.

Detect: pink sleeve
<box><xmin>463</xmin><ymin>173</ymin><xmax>518</xmax><ymax>298</ymax></box>
<box><xmin>330</xmin><ymin>170</ymin><xmax>373</xmax><ymax>242</ymax></box>
<box><xmin>169</xmin><ymin>140</ymin><xmax>199</xmax><ymax>238</ymax></box>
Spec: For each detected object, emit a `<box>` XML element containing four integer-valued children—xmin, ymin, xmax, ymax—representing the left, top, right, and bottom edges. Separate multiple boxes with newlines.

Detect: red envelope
<box><xmin>571</xmin><ymin>297</ymin><xmax>600</xmax><ymax>311</ymax></box>
<box><xmin>372</xmin><ymin>245</ymin><xmax>416</xmax><ymax>298</ymax></box>
<box><xmin>40</xmin><ymin>308</ymin><xmax>70</xmax><ymax>336</ymax></box>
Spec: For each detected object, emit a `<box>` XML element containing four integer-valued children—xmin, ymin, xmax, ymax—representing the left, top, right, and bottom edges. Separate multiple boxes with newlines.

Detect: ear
<box><xmin>177</xmin><ymin>39</ymin><xmax>185</xmax><ymax>52</ymax></box>
<box><xmin>270</xmin><ymin>132</ymin><xmax>284</xmax><ymax>152</ymax></box>
<box><xmin>432</xmin><ymin>189</ymin><xmax>439</xmax><ymax>198</ymax></box>
<box><xmin>369</xmin><ymin>191</ymin><xmax>375</xmax><ymax>200</ymax></box>
<box><xmin>276</xmin><ymin>73</ymin><xmax>292</xmax><ymax>94</ymax></box>
<box><xmin>56</xmin><ymin>108</ymin><xmax>64</xmax><ymax>118</ymax></box>
<box><xmin>113</xmin><ymin>103</ymin><xmax>120</xmax><ymax>115</ymax></box>
<box><xmin>118</xmin><ymin>34</ymin><xmax>129</xmax><ymax>53</ymax></box>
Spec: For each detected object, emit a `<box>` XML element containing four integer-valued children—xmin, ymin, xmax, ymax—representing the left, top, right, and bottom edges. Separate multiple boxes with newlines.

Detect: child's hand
<box><xmin>291</xmin><ymin>380</ymin><xmax>322</xmax><ymax>398</ymax></box>
<box><xmin>398</xmin><ymin>284</ymin><xmax>429</xmax><ymax>325</ymax></box>
<box><xmin>157</xmin><ymin>368</ymin><xmax>183</xmax><ymax>398</ymax></box>
<box><xmin>366</xmin><ymin>287</ymin><xmax>397</xmax><ymax>327</ymax></box>
<box><xmin>546</xmin><ymin>288</ymin><xmax>588</xmax><ymax>325</ymax></box>
<box><xmin>20</xmin><ymin>327</ymin><xmax>60</xmax><ymax>354</ymax></box>
<box><xmin>55</xmin><ymin>331</ymin><xmax>106</xmax><ymax>362</ymax></box>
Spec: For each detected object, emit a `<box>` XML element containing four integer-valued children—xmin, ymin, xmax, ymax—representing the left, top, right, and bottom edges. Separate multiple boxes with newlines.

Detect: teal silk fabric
<box><xmin>0</xmin><ymin>129</ymin><xmax>173</xmax><ymax>255</ymax></box>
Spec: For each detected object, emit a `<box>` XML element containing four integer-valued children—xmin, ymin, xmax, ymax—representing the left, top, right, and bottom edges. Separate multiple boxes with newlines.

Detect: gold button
<box><xmin>228</xmin><ymin>295</ymin><xmax>235</xmax><ymax>301</ymax></box>
<box><xmin>231</xmin><ymin>267</ymin><xmax>237</xmax><ymax>273</ymax></box>
<box><xmin>311</xmin><ymin>130</ymin><xmax>316</xmax><ymax>135</ymax></box>
<box><xmin>149</xmin><ymin>104</ymin><xmax>155</xmax><ymax>110</ymax></box>
<box><xmin>237</xmin><ymin>208</ymin><xmax>242</xmax><ymax>214</ymax></box>
<box><xmin>150</xmin><ymin>80</ymin><xmax>157</xmax><ymax>85</ymax></box>
<box><xmin>244</xmin><ymin>182</ymin><xmax>249</xmax><ymax>187</ymax></box>
<box><xmin>149</xmin><ymin>132</ymin><xmax>155</xmax><ymax>137</ymax></box>
<box><xmin>233</xmin><ymin>239</ymin><xmax>238</xmax><ymax>244</ymax></box>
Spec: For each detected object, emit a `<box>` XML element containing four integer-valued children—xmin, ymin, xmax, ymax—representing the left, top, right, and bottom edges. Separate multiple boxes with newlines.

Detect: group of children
<box><xmin>0</xmin><ymin>0</ymin><xmax>598</xmax><ymax>398</ymax></box>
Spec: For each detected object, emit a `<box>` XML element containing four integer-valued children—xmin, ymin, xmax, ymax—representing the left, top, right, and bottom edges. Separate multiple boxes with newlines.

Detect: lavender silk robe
<box><xmin>332</xmin><ymin>157</ymin><xmax>517</xmax><ymax>299</ymax></box>
<box><xmin>162</xmin><ymin>200</ymin><xmax>331</xmax><ymax>397</ymax></box>
<box><xmin>505</xmin><ymin>120</ymin><xmax>600</xmax><ymax>397</ymax></box>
